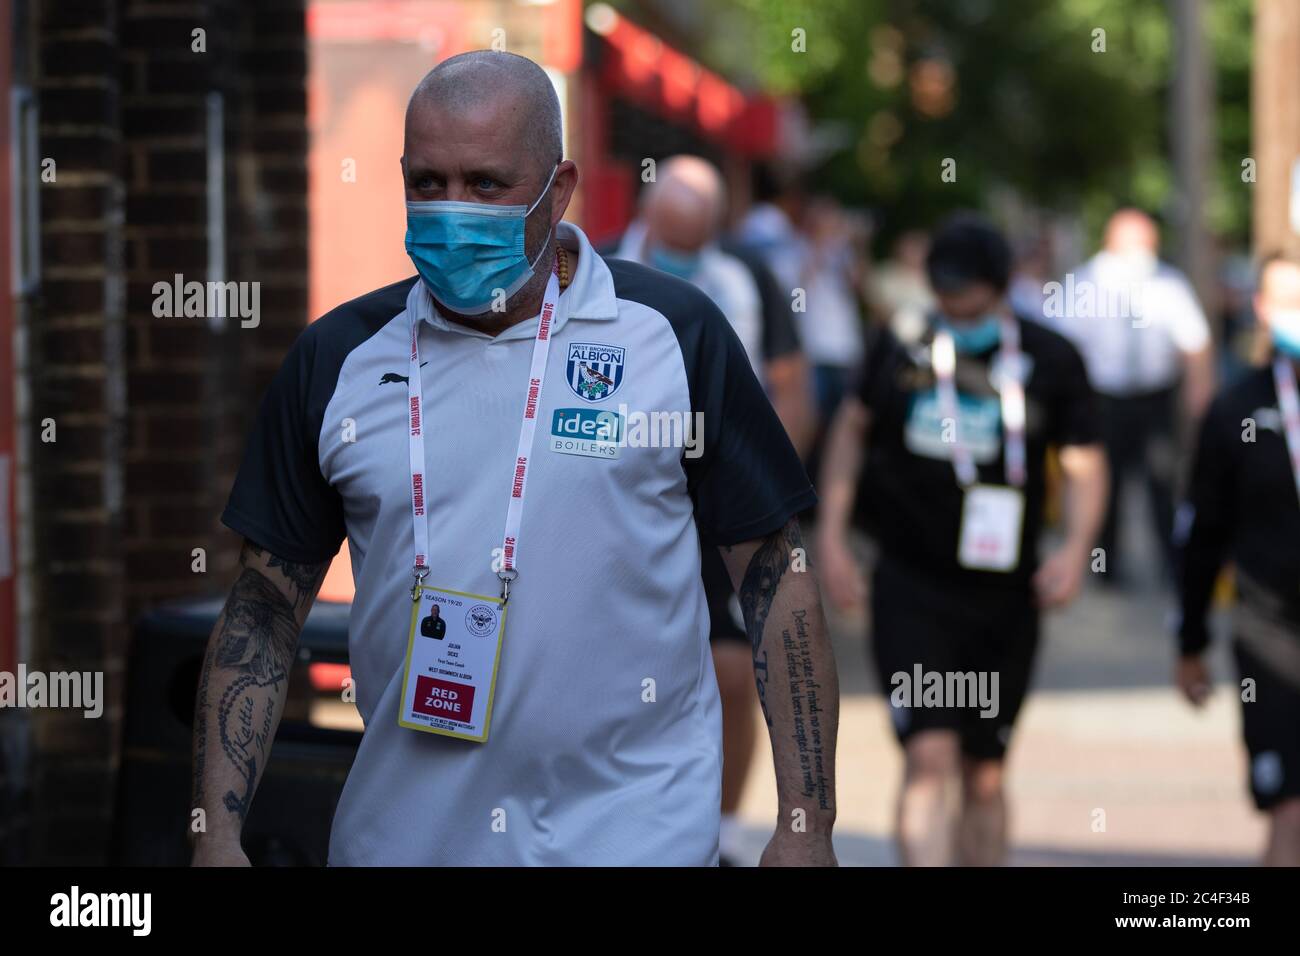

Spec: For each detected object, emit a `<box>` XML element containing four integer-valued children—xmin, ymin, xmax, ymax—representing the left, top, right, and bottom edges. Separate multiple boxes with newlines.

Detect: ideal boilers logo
<box><xmin>550</xmin><ymin>407</ymin><xmax>624</xmax><ymax>459</ymax></box>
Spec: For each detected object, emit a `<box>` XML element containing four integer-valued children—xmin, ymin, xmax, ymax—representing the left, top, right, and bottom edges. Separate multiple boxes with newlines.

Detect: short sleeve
<box><xmin>1046</xmin><ymin>332</ymin><xmax>1101</xmax><ymax>447</ymax></box>
<box><xmin>681</xmin><ymin>297</ymin><xmax>816</xmax><ymax>545</ymax></box>
<box><xmin>222</xmin><ymin>324</ymin><xmax>347</xmax><ymax>564</ymax></box>
<box><xmin>852</xmin><ymin>322</ymin><xmax>898</xmax><ymax>411</ymax></box>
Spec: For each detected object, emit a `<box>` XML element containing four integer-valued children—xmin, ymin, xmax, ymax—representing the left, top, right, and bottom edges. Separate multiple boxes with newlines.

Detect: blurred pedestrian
<box><xmin>1176</xmin><ymin>251</ymin><xmax>1300</xmax><ymax>867</ymax></box>
<box><xmin>797</xmin><ymin>196</ymin><xmax>867</xmax><ymax>422</ymax></box>
<box><xmin>818</xmin><ymin>214</ymin><xmax>1107</xmax><ymax>866</ymax></box>
<box><xmin>1053</xmin><ymin>208</ymin><xmax>1214</xmax><ymax>583</ymax></box>
<box><xmin>735</xmin><ymin>162</ymin><xmax>808</xmax><ymax>297</ymax></box>
<box><xmin>869</xmin><ymin>229</ymin><xmax>935</xmax><ymax>343</ymax></box>
<box><xmin>1008</xmin><ymin>235</ymin><xmax>1052</xmax><ymax>326</ymax></box>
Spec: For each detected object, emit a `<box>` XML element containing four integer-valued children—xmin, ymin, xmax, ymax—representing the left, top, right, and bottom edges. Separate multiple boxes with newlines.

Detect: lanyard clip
<box><xmin>411</xmin><ymin>564</ymin><xmax>429</xmax><ymax>602</ymax></box>
<box><xmin>498</xmin><ymin>567</ymin><xmax>518</xmax><ymax>607</ymax></box>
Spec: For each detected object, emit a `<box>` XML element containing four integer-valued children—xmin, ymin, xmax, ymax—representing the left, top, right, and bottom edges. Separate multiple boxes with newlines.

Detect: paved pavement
<box><xmin>732</xmin><ymin>493</ymin><xmax>1266</xmax><ymax>866</ymax></box>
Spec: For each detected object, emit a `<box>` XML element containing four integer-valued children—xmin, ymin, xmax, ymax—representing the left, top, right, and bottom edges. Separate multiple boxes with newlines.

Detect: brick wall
<box><xmin>26</xmin><ymin>0</ymin><xmax>129</xmax><ymax>866</ymax></box>
<box><xmin>11</xmin><ymin>0</ymin><xmax>308</xmax><ymax>864</ymax></box>
<box><xmin>120</xmin><ymin>0</ymin><xmax>310</xmax><ymax>613</ymax></box>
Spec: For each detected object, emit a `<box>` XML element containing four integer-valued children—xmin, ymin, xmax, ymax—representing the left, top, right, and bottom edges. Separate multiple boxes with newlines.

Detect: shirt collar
<box><xmin>407</xmin><ymin>221</ymin><xmax>619</xmax><ymax>338</ymax></box>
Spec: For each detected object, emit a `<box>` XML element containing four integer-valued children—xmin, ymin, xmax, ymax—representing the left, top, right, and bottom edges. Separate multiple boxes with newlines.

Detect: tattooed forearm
<box><xmin>215</xmin><ymin>569</ymin><xmax>299</xmax><ymax>685</ymax></box>
<box><xmin>723</xmin><ymin>517</ymin><xmax>839</xmax><ymax>826</ymax></box>
<box><xmin>191</xmin><ymin>544</ymin><xmax>327</xmax><ymax>838</ymax></box>
<box><xmin>737</xmin><ymin>519</ymin><xmax>804</xmax><ymax>726</ymax></box>
<box><xmin>782</xmin><ymin>608</ymin><xmax>831</xmax><ymax>810</ymax></box>
<box><xmin>216</xmin><ymin>674</ymin><xmax>277</xmax><ymax>821</ymax></box>
<box><xmin>191</xmin><ymin>651</ymin><xmax>212</xmax><ymax>808</ymax></box>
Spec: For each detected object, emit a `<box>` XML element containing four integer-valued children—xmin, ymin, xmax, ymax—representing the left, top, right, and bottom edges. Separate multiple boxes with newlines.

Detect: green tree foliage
<box><xmin>690</xmin><ymin>0</ymin><xmax>1252</xmax><ymax>243</ymax></box>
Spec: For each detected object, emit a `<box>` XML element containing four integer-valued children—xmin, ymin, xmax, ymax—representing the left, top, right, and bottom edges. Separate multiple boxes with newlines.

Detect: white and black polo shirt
<box><xmin>222</xmin><ymin>221</ymin><xmax>815</xmax><ymax>866</ymax></box>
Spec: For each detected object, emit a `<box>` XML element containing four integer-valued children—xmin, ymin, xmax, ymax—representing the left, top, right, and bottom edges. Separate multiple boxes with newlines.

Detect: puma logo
<box><xmin>379</xmin><ymin>361</ymin><xmax>428</xmax><ymax>386</ymax></box>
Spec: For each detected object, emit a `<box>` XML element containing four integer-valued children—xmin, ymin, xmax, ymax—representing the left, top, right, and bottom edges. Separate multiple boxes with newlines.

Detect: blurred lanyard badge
<box><xmin>932</xmin><ymin>316</ymin><xmax>1027</xmax><ymax>573</ymax></box>
<box><xmin>1274</xmin><ymin>356</ymin><xmax>1300</xmax><ymax>508</ymax></box>
<box><xmin>396</xmin><ymin>272</ymin><xmax>562</xmax><ymax>742</ymax></box>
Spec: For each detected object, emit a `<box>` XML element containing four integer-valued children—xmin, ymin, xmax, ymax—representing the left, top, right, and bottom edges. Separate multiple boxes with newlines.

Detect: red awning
<box><xmin>587</xmin><ymin>5</ymin><xmax>777</xmax><ymax>157</ymax></box>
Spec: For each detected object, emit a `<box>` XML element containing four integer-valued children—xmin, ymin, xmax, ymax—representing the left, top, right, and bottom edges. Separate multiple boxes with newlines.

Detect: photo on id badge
<box><xmin>398</xmin><ymin>584</ymin><xmax>507</xmax><ymax>743</ymax></box>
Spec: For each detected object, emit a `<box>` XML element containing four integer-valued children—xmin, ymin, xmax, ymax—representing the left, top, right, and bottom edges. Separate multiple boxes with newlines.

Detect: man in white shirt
<box><xmin>1052</xmin><ymin>208</ymin><xmax>1215</xmax><ymax>581</ymax></box>
<box><xmin>615</xmin><ymin>157</ymin><xmax>765</xmax><ymax>369</ymax></box>
<box><xmin>189</xmin><ymin>52</ymin><xmax>839</xmax><ymax>867</ymax></box>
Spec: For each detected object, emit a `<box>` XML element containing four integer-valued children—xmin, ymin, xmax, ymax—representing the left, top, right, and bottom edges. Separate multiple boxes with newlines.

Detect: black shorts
<box><xmin>1233</xmin><ymin>641</ymin><xmax>1300</xmax><ymax>811</ymax></box>
<box><xmin>702</xmin><ymin>543</ymin><xmax>747</xmax><ymax>646</ymax></box>
<box><xmin>870</xmin><ymin>557</ymin><xmax>1039</xmax><ymax>761</ymax></box>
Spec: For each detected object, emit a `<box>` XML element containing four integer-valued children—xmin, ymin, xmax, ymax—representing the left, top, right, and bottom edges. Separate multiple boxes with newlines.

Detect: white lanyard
<box><xmin>407</xmin><ymin>271</ymin><xmax>562</xmax><ymax>604</ymax></box>
<box><xmin>1273</xmin><ymin>356</ymin><xmax>1300</xmax><ymax>507</ymax></box>
<box><xmin>932</xmin><ymin>316</ymin><xmax>1026</xmax><ymax>488</ymax></box>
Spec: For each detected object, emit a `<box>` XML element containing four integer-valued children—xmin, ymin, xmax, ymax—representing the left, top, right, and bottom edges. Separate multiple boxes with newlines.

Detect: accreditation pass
<box><xmin>397</xmin><ymin>584</ymin><xmax>506</xmax><ymax>742</ymax></box>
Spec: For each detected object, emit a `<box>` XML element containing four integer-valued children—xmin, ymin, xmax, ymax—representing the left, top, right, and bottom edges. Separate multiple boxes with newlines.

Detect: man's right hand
<box><xmin>818</xmin><ymin>533</ymin><xmax>865</xmax><ymax>612</ymax></box>
<box><xmin>1175</xmin><ymin>653</ymin><xmax>1211</xmax><ymax>707</ymax></box>
<box><xmin>191</xmin><ymin>838</ymin><xmax>252</xmax><ymax>867</ymax></box>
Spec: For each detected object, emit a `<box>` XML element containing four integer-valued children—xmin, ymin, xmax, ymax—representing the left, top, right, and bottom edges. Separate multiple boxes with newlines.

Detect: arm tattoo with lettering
<box><xmin>736</xmin><ymin>518</ymin><xmax>833</xmax><ymax>810</ymax></box>
<box><xmin>737</xmin><ymin>519</ymin><xmax>804</xmax><ymax>727</ymax></box>
<box><xmin>781</xmin><ymin>608</ymin><xmax>832</xmax><ymax>810</ymax></box>
<box><xmin>192</xmin><ymin>549</ymin><xmax>326</xmax><ymax>824</ymax></box>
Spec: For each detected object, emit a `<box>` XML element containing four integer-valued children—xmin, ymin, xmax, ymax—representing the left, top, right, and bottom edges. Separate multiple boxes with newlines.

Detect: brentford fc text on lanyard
<box><xmin>405</xmin><ymin>271</ymin><xmax>563</xmax><ymax>606</ymax></box>
<box><xmin>1274</xmin><ymin>355</ymin><xmax>1300</xmax><ymax>507</ymax></box>
<box><xmin>931</xmin><ymin>316</ymin><xmax>1027</xmax><ymax>488</ymax></box>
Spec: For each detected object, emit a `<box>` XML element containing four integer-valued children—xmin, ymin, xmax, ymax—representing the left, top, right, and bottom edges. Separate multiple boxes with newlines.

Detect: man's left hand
<box><xmin>1033</xmin><ymin>542</ymin><xmax>1089</xmax><ymax>609</ymax></box>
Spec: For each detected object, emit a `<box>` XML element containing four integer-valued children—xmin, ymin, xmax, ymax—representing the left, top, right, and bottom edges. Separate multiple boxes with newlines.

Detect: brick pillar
<box><xmin>20</xmin><ymin>0</ymin><xmax>308</xmax><ymax>864</ymax></box>
<box><xmin>121</xmin><ymin>0</ymin><xmax>234</xmax><ymax>613</ymax></box>
<box><xmin>213</xmin><ymin>0</ymin><xmax>310</xmax><ymax>581</ymax></box>
<box><xmin>120</xmin><ymin>0</ymin><xmax>308</xmax><ymax>612</ymax></box>
<box><xmin>27</xmin><ymin>0</ymin><xmax>128</xmax><ymax>864</ymax></box>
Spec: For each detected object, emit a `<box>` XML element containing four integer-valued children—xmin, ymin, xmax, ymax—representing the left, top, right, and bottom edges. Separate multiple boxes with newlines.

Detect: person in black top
<box><xmin>420</xmin><ymin>604</ymin><xmax>446</xmax><ymax>640</ymax></box>
<box><xmin>818</xmin><ymin>214</ymin><xmax>1108</xmax><ymax>866</ymax></box>
<box><xmin>1176</xmin><ymin>252</ymin><xmax>1300</xmax><ymax>866</ymax></box>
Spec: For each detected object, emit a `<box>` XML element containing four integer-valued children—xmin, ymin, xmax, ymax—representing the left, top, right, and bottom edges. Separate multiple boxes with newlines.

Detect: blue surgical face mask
<box><xmin>405</xmin><ymin>164</ymin><xmax>558</xmax><ymax>315</ymax></box>
<box><xmin>648</xmin><ymin>243</ymin><xmax>701</xmax><ymax>280</ymax></box>
<box><xmin>1271</xmin><ymin>308</ymin><xmax>1300</xmax><ymax>360</ymax></box>
<box><xmin>938</xmin><ymin>313</ymin><xmax>1002</xmax><ymax>354</ymax></box>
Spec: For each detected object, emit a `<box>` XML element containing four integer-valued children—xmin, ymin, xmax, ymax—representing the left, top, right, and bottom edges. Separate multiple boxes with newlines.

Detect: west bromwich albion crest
<box><xmin>567</xmin><ymin>342</ymin><xmax>625</xmax><ymax>403</ymax></box>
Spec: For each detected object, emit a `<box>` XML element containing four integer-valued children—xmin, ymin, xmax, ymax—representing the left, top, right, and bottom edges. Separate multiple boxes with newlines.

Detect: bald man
<box><xmin>616</xmin><ymin>157</ymin><xmax>763</xmax><ymax>363</ymax></box>
<box><xmin>613</xmin><ymin>155</ymin><xmax>814</xmax><ymax>449</ymax></box>
<box><xmin>1054</xmin><ymin>208</ymin><xmax>1214</xmax><ymax>583</ymax></box>
<box><xmin>611</xmin><ymin>156</ymin><xmax>817</xmax><ymax>863</ymax></box>
<box><xmin>1176</xmin><ymin>253</ymin><xmax>1300</xmax><ymax>865</ymax></box>
<box><xmin>193</xmin><ymin>52</ymin><xmax>838</xmax><ymax>867</ymax></box>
